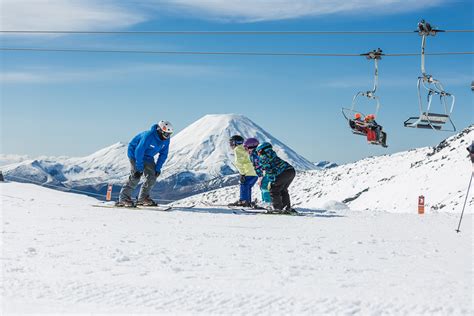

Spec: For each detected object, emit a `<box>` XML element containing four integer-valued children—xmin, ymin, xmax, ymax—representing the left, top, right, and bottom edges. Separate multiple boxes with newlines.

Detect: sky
<box><xmin>1</xmin><ymin>0</ymin><xmax>473</xmax><ymax>164</ymax></box>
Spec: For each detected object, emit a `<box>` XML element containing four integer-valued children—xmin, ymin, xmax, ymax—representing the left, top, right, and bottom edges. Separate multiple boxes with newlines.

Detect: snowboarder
<box><xmin>256</xmin><ymin>142</ymin><xmax>296</xmax><ymax>213</ymax></box>
<box><xmin>117</xmin><ymin>120</ymin><xmax>173</xmax><ymax>207</ymax></box>
<box><xmin>228</xmin><ymin>135</ymin><xmax>258</xmax><ymax>207</ymax></box>
<box><xmin>467</xmin><ymin>141</ymin><xmax>474</xmax><ymax>163</ymax></box>
<box><xmin>243</xmin><ymin>137</ymin><xmax>272</xmax><ymax>207</ymax></box>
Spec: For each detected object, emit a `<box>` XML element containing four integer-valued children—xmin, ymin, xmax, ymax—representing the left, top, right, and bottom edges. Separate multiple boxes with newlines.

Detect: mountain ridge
<box><xmin>2</xmin><ymin>114</ymin><xmax>317</xmax><ymax>200</ymax></box>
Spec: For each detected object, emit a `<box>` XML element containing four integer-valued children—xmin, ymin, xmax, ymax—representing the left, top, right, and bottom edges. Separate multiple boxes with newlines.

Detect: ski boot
<box><xmin>115</xmin><ymin>199</ymin><xmax>136</xmax><ymax>208</ymax></box>
<box><xmin>228</xmin><ymin>200</ymin><xmax>251</xmax><ymax>207</ymax></box>
<box><xmin>250</xmin><ymin>201</ymin><xmax>267</xmax><ymax>210</ymax></box>
<box><xmin>282</xmin><ymin>207</ymin><xmax>299</xmax><ymax>215</ymax></box>
<box><xmin>264</xmin><ymin>205</ymin><xmax>281</xmax><ymax>214</ymax></box>
<box><xmin>136</xmin><ymin>197</ymin><xmax>158</xmax><ymax>206</ymax></box>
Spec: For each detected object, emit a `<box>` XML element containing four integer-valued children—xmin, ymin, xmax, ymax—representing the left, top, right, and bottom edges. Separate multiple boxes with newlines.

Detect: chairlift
<box><xmin>342</xmin><ymin>48</ymin><xmax>388</xmax><ymax>147</ymax></box>
<box><xmin>404</xmin><ymin>20</ymin><xmax>456</xmax><ymax>132</ymax></box>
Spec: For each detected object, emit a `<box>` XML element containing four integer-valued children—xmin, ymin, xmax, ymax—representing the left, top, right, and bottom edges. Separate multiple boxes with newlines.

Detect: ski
<box><xmin>228</xmin><ymin>206</ymin><xmax>305</xmax><ymax>216</ymax></box>
<box><xmin>92</xmin><ymin>204</ymin><xmax>172</xmax><ymax>212</ymax></box>
<box><xmin>92</xmin><ymin>203</ymin><xmax>195</xmax><ymax>212</ymax></box>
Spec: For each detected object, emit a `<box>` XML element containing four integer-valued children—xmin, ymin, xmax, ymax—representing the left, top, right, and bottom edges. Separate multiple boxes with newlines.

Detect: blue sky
<box><xmin>1</xmin><ymin>0</ymin><xmax>473</xmax><ymax>164</ymax></box>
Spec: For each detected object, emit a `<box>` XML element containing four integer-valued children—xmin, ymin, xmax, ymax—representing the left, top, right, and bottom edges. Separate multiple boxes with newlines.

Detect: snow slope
<box><xmin>181</xmin><ymin>125</ymin><xmax>474</xmax><ymax>213</ymax></box>
<box><xmin>2</xmin><ymin>114</ymin><xmax>315</xmax><ymax>200</ymax></box>
<box><xmin>1</xmin><ymin>182</ymin><xmax>472</xmax><ymax>314</ymax></box>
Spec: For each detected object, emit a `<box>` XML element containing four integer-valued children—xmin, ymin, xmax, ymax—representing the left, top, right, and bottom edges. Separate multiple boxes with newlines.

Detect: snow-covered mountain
<box><xmin>314</xmin><ymin>160</ymin><xmax>338</xmax><ymax>169</ymax></box>
<box><xmin>1</xmin><ymin>143</ymin><xmax>129</xmax><ymax>190</ymax></box>
<box><xmin>180</xmin><ymin>125</ymin><xmax>474</xmax><ymax>213</ymax></box>
<box><xmin>2</xmin><ymin>114</ymin><xmax>314</xmax><ymax>200</ymax></box>
<box><xmin>164</xmin><ymin>114</ymin><xmax>314</xmax><ymax>175</ymax></box>
<box><xmin>0</xmin><ymin>154</ymin><xmax>30</xmax><ymax>167</ymax></box>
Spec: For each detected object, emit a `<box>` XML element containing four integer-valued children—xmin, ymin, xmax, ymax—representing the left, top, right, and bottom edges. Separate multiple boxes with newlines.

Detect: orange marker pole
<box><xmin>106</xmin><ymin>184</ymin><xmax>113</xmax><ymax>201</ymax></box>
<box><xmin>418</xmin><ymin>195</ymin><xmax>425</xmax><ymax>214</ymax></box>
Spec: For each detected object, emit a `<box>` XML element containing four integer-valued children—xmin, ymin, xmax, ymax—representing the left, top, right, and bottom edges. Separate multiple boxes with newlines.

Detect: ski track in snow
<box><xmin>1</xmin><ymin>183</ymin><xmax>472</xmax><ymax>315</ymax></box>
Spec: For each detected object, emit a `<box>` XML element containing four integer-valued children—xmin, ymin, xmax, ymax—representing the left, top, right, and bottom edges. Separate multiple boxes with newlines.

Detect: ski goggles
<box><xmin>160</xmin><ymin>130</ymin><xmax>173</xmax><ymax>139</ymax></box>
<box><xmin>229</xmin><ymin>140</ymin><xmax>243</xmax><ymax>147</ymax></box>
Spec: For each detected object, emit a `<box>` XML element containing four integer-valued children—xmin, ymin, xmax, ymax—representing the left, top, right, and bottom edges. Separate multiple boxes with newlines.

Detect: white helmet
<box><xmin>157</xmin><ymin>120</ymin><xmax>174</xmax><ymax>139</ymax></box>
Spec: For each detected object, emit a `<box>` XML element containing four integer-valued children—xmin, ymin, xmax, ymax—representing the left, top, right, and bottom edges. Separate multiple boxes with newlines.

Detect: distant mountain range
<box><xmin>314</xmin><ymin>161</ymin><xmax>338</xmax><ymax>169</ymax></box>
<box><xmin>2</xmin><ymin>114</ymin><xmax>317</xmax><ymax>201</ymax></box>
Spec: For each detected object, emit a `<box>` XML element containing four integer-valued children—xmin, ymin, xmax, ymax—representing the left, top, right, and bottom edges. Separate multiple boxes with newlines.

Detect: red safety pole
<box><xmin>106</xmin><ymin>184</ymin><xmax>113</xmax><ymax>201</ymax></box>
<box><xmin>418</xmin><ymin>195</ymin><xmax>425</xmax><ymax>215</ymax></box>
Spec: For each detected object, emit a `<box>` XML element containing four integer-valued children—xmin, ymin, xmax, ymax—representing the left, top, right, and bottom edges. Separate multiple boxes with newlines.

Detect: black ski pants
<box><xmin>270</xmin><ymin>168</ymin><xmax>296</xmax><ymax>211</ymax></box>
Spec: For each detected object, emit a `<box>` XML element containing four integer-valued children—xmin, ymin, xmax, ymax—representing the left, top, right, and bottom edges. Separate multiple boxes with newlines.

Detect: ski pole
<box><xmin>455</xmin><ymin>166</ymin><xmax>473</xmax><ymax>233</ymax></box>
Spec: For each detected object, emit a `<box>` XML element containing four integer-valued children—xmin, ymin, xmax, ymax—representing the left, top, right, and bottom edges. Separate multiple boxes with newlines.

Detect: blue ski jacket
<box><xmin>249</xmin><ymin>150</ymin><xmax>264</xmax><ymax>177</ymax></box>
<box><xmin>256</xmin><ymin>143</ymin><xmax>293</xmax><ymax>183</ymax></box>
<box><xmin>127</xmin><ymin>124</ymin><xmax>170</xmax><ymax>173</ymax></box>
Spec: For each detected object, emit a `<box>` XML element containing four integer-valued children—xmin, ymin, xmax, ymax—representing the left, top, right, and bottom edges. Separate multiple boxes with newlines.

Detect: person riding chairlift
<box><xmin>365</xmin><ymin>114</ymin><xmax>388</xmax><ymax>147</ymax></box>
<box><xmin>349</xmin><ymin>113</ymin><xmax>387</xmax><ymax>147</ymax></box>
<box><xmin>349</xmin><ymin>112</ymin><xmax>367</xmax><ymax>134</ymax></box>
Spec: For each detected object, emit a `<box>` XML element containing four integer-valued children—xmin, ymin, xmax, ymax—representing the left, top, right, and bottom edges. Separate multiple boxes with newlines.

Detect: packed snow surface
<box><xmin>1</xmin><ymin>182</ymin><xmax>472</xmax><ymax>314</ymax></box>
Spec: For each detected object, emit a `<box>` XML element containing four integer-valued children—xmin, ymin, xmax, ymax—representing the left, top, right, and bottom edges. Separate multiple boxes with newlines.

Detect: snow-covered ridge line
<box><xmin>179</xmin><ymin>125</ymin><xmax>474</xmax><ymax>213</ymax></box>
<box><xmin>1</xmin><ymin>114</ymin><xmax>320</xmax><ymax>200</ymax></box>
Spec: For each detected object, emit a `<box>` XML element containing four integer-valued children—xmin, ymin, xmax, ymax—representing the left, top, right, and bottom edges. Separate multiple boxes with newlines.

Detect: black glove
<box><xmin>133</xmin><ymin>170</ymin><xmax>143</xmax><ymax>179</ymax></box>
<box><xmin>239</xmin><ymin>174</ymin><xmax>246</xmax><ymax>184</ymax></box>
<box><xmin>155</xmin><ymin>171</ymin><xmax>161</xmax><ymax>177</ymax></box>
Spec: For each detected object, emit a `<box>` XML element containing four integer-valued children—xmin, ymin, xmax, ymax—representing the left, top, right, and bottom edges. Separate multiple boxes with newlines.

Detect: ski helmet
<box><xmin>354</xmin><ymin>113</ymin><xmax>362</xmax><ymax>120</ymax></box>
<box><xmin>157</xmin><ymin>120</ymin><xmax>174</xmax><ymax>140</ymax></box>
<box><xmin>256</xmin><ymin>142</ymin><xmax>272</xmax><ymax>154</ymax></box>
<box><xmin>243</xmin><ymin>138</ymin><xmax>259</xmax><ymax>150</ymax></box>
<box><xmin>229</xmin><ymin>135</ymin><xmax>244</xmax><ymax>147</ymax></box>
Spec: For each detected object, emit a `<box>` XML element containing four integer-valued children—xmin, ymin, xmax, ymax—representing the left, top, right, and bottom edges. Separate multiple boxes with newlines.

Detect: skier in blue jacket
<box><xmin>117</xmin><ymin>120</ymin><xmax>173</xmax><ymax>207</ymax></box>
<box><xmin>256</xmin><ymin>142</ymin><xmax>296</xmax><ymax>213</ymax></box>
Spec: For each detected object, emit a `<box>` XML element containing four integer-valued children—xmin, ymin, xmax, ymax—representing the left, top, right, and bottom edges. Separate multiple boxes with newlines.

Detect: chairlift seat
<box><xmin>413</xmin><ymin>123</ymin><xmax>442</xmax><ymax>130</ymax></box>
<box><xmin>404</xmin><ymin>116</ymin><xmax>444</xmax><ymax>129</ymax></box>
<box><xmin>419</xmin><ymin>112</ymin><xmax>449</xmax><ymax>124</ymax></box>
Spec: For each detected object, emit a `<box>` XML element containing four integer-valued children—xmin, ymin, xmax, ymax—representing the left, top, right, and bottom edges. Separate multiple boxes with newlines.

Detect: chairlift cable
<box><xmin>1</xmin><ymin>30</ymin><xmax>473</xmax><ymax>35</ymax></box>
<box><xmin>1</xmin><ymin>47</ymin><xmax>473</xmax><ymax>57</ymax></box>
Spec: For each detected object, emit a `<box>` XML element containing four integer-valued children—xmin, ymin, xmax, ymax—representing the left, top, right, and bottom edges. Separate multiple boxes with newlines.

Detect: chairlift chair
<box><xmin>342</xmin><ymin>48</ymin><xmax>387</xmax><ymax>147</ymax></box>
<box><xmin>404</xmin><ymin>20</ymin><xmax>456</xmax><ymax>132</ymax></box>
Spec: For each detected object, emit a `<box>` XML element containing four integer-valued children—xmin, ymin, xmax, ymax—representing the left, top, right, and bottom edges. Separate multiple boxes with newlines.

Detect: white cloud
<box><xmin>151</xmin><ymin>0</ymin><xmax>447</xmax><ymax>22</ymax></box>
<box><xmin>0</xmin><ymin>0</ymin><xmax>448</xmax><ymax>31</ymax></box>
<box><xmin>0</xmin><ymin>0</ymin><xmax>146</xmax><ymax>31</ymax></box>
<box><xmin>0</xmin><ymin>63</ymin><xmax>233</xmax><ymax>84</ymax></box>
<box><xmin>0</xmin><ymin>71</ymin><xmax>45</xmax><ymax>83</ymax></box>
